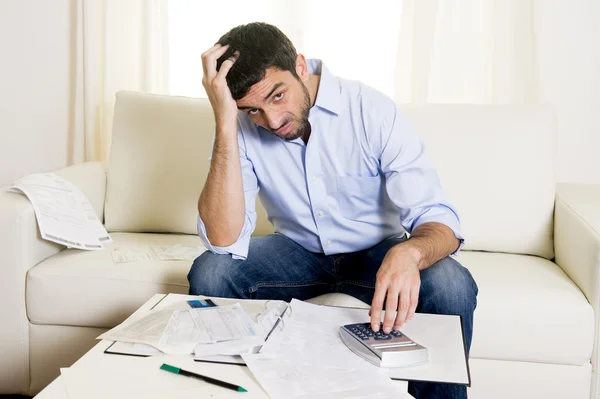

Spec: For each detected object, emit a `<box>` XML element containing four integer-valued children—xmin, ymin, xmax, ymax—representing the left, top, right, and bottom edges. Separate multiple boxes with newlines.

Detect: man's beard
<box><xmin>280</xmin><ymin>84</ymin><xmax>311</xmax><ymax>141</ymax></box>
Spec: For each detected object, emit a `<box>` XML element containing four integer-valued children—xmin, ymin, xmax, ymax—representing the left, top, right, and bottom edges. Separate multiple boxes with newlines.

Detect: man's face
<box><xmin>236</xmin><ymin>68</ymin><xmax>311</xmax><ymax>141</ymax></box>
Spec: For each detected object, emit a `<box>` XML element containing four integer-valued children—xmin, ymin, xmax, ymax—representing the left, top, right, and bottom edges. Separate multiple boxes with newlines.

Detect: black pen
<box><xmin>160</xmin><ymin>363</ymin><xmax>247</xmax><ymax>392</ymax></box>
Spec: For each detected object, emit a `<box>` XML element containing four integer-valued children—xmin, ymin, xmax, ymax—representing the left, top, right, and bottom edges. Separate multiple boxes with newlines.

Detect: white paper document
<box><xmin>111</xmin><ymin>244</ymin><xmax>204</xmax><ymax>263</ymax></box>
<box><xmin>105</xmin><ymin>341</ymin><xmax>248</xmax><ymax>365</ymax></box>
<box><xmin>189</xmin><ymin>303</ymin><xmax>260</xmax><ymax>342</ymax></box>
<box><xmin>242</xmin><ymin>299</ymin><xmax>409</xmax><ymax>399</ymax></box>
<box><xmin>98</xmin><ymin>303</ymin><xmax>261</xmax><ymax>355</ymax></box>
<box><xmin>99</xmin><ymin>309</ymin><xmax>172</xmax><ymax>344</ymax></box>
<box><xmin>8</xmin><ymin>173</ymin><xmax>110</xmax><ymax>250</ymax></box>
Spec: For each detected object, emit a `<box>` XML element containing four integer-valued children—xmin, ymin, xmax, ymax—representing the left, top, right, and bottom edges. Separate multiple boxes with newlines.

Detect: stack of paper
<box><xmin>98</xmin><ymin>302</ymin><xmax>264</xmax><ymax>356</ymax></box>
<box><xmin>242</xmin><ymin>299</ymin><xmax>410</xmax><ymax>399</ymax></box>
<box><xmin>7</xmin><ymin>173</ymin><xmax>111</xmax><ymax>250</ymax></box>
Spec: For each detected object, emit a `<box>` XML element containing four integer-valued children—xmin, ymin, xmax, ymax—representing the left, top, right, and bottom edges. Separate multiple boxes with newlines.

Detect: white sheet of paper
<box><xmin>155</xmin><ymin>244</ymin><xmax>204</xmax><ymax>260</ymax></box>
<box><xmin>105</xmin><ymin>341</ymin><xmax>248</xmax><ymax>365</ymax></box>
<box><xmin>98</xmin><ymin>309</ymin><xmax>172</xmax><ymax>345</ymax></box>
<box><xmin>8</xmin><ymin>173</ymin><xmax>110</xmax><ymax>250</ymax></box>
<box><xmin>111</xmin><ymin>246</ymin><xmax>156</xmax><ymax>262</ymax></box>
<box><xmin>247</xmin><ymin>299</ymin><xmax>469</xmax><ymax>388</ymax></box>
<box><xmin>111</xmin><ymin>245</ymin><xmax>204</xmax><ymax>263</ymax></box>
<box><xmin>189</xmin><ymin>303</ymin><xmax>260</xmax><ymax>342</ymax></box>
<box><xmin>242</xmin><ymin>299</ymin><xmax>409</xmax><ymax>399</ymax></box>
<box><xmin>157</xmin><ymin>310</ymin><xmax>211</xmax><ymax>354</ymax></box>
<box><xmin>194</xmin><ymin>336</ymin><xmax>264</xmax><ymax>357</ymax></box>
<box><xmin>386</xmin><ymin>313</ymin><xmax>469</xmax><ymax>384</ymax></box>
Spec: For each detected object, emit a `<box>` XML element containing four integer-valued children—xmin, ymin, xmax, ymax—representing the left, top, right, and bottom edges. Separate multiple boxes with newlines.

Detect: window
<box><xmin>168</xmin><ymin>0</ymin><xmax>403</xmax><ymax>98</ymax></box>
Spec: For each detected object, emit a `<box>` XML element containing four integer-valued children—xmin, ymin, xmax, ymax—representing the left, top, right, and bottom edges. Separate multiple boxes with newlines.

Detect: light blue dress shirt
<box><xmin>198</xmin><ymin>59</ymin><xmax>463</xmax><ymax>260</ymax></box>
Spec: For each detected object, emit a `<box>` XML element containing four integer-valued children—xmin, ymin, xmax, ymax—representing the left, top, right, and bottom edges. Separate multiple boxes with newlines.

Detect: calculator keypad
<box><xmin>347</xmin><ymin>322</ymin><xmax>403</xmax><ymax>341</ymax></box>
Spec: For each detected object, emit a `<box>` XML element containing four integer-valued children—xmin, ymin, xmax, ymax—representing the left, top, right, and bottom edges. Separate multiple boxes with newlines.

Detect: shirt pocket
<box><xmin>335</xmin><ymin>175</ymin><xmax>382</xmax><ymax>221</ymax></box>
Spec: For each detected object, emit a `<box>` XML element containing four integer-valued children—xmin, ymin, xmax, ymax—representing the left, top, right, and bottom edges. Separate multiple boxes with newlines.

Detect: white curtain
<box><xmin>167</xmin><ymin>0</ymin><xmax>403</xmax><ymax>99</ymax></box>
<box><xmin>393</xmin><ymin>0</ymin><xmax>600</xmax><ymax>184</ymax></box>
<box><xmin>395</xmin><ymin>0</ymin><xmax>538</xmax><ymax>104</ymax></box>
<box><xmin>68</xmin><ymin>0</ymin><xmax>599</xmax><ymax>183</ymax></box>
<box><xmin>70</xmin><ymin>0</ymin><xmax>169</xmax><ymax>164</ymax></box>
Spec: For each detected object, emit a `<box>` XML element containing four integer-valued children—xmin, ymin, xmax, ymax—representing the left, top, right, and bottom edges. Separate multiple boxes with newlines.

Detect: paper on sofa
<box><xmin>7</xmin><ymin>172</ymin><xmax>111</xmax><ymax>250</ymax></box>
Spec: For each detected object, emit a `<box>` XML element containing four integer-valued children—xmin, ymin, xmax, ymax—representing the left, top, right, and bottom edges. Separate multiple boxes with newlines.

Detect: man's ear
<box><xmin>295</xmin><ymin>54</ymin><xmax>309</xmax><ymax>82</ymax></box>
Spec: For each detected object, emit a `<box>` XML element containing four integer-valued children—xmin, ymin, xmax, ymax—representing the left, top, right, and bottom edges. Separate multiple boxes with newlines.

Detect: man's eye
<box><xmin>248</xmin><ymin>109</ymin><xmax>259</xmax><ymax>115</ymax></box>
<box><xmin>274</xmin><ymin>93</ymin><xmax>284</xmax><ymax>101</ymax></box>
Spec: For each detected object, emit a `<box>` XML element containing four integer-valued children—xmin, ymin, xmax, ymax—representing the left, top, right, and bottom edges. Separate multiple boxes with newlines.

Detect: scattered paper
<box><xmin>193</xmin><ymin>336</ymin><xmax>264</xmax><ymax>357</ymax></box>
<box><xmin>98</xmin><ymin>303</ymin><xmax>261</xmax><ymax>356</ymax></box>
<box><xmin>241</xmin><ymin>299</ymin><xmax>409</xmax><ymax>399</ymax></box>
<box><xmin>156</xmin><ymin>244</ymin><xmax>204</xmax><ymax>260</ymax></box>
<box><xmin>106</xmin><ymin>340</ymin><xmax>249</xmax><ymax>365</ymax></box>
<box><xmin>189</xmin><ymin>303</ymin><xmax>261</xmax><ymax>343</ymax></box>
<box><xmin>111</xmin><ymin>245</ymin><xmax>204</xmax><ymax>263</ymax></box>
<box><xmin>158</xmin><ymin>310</ymin><xmax>211</xmax><ymax>354</ymax></box>
<box><xmin>8</xmin><ymin>173</ymin><xmax>111</xmax><ymax>250</ymax></box>
<box><xmin>99</xmin><ymin>309</ymin><xmax>172</xmax><ymax>344</ymax></box>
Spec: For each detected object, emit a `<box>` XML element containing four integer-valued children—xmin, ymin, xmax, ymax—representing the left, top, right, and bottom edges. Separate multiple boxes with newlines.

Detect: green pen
<box><xmin>160</xmin><ymin>363</ymin><xmax>248</xmax><ymax>393</ymax></box>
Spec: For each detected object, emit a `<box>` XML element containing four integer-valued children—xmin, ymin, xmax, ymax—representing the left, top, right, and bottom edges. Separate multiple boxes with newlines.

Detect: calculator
<box><xmin>340</xmin><ymin>322</ymin><xmax>428</xmax><ymax>368</ymax></box>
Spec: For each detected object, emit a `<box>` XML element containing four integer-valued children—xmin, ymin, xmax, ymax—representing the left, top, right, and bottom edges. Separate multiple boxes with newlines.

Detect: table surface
<box><xmin>34</xmin><ymin>294</ymin><xmax>411</xmax><ymax>398</ymax></box>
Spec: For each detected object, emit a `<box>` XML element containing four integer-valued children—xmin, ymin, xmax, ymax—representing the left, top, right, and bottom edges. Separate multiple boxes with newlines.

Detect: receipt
<box><xmin>8</xmin><ymin>173</ymin><xmax>110</xmax><ymax>250</ymax></box>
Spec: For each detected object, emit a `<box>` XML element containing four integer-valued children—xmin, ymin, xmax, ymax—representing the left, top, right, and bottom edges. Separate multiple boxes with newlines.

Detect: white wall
<box><xmin>536</xmin><ymin>0</ymin><xmax>600</xmax><ymax>184</ymax></box>
<box><xmin>0</xmin><ymin>0</ymin><xmax>72</xmax><ymax>187</ymax></box>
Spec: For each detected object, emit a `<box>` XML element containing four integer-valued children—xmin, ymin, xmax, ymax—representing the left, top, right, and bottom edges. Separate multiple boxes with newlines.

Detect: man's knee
<box><xmin>187</xmin><ymin>251</ymin><xmax>244</xmax><ymax>297</ymax></box>
<box><xmin>419</xmin><ymin>257</ymin><xmax>478</xmax><ymax>315</ymax></box>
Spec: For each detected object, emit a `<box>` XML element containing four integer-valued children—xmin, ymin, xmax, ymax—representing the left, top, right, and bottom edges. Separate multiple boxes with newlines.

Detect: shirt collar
<box><xmin>307</xmin><ymin>59</ymin><xmax>341</xmax><ymax>115</ymax></box>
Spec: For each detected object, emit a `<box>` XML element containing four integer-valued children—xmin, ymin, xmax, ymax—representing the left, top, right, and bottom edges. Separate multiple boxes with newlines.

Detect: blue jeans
<box><xmin>188</xmin><ymin>233</ymin><xmax>478</xmax><ymax>399</ymax></box>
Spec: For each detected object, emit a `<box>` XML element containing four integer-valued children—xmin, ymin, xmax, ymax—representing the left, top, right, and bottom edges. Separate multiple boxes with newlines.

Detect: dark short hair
<box><xmin>216</xmin><ymin>22</ymin><xmax>298</xmax><ymax>100</ymax></box>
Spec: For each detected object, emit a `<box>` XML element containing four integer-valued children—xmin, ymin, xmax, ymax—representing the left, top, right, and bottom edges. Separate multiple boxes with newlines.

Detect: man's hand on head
<box><xmin>201</xmin><ymin>44</ymin><xmax>239</xmax><ymax>132</ymax></box>
<box><xmin>369</xmin><ymin>244</ymin><xmax>422</xmax><ymax>333</ymax></box>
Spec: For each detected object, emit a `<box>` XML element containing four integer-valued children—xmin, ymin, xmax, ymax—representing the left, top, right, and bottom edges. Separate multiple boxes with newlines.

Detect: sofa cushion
<box><xmin>104</xmin><ymin>91</ymin><xmax>272</xmax><ymax>236</ymax></box>
<box><xmin>27</xmin><ymin>233</ymin><xmax>593</xmax><ymax>365</ymax></box>
<box><xmin>400</xmin><ymin>105</ymin><xmax>556</xmax><ymax>259</ymax></box>
<box><xmin>26</xmin><ymin>233</ymin><xmax>197</xmax><ymax>328</ymax></box>
<box><xmin>458</xmin><ymin>251</ymin><xmax>594</xmax><ymax>366</ymax></box>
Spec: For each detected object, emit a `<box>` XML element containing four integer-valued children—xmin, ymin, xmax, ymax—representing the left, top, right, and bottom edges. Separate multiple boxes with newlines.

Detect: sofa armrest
<box><xmin>0</xmin><ymin>161</ymin><xmax>106</xmax><ymax>395</ymax></box>
<box><xmin>554</xmin><ymin>183</ymin><xmax>600</xmax><ymax>397</ymax></box>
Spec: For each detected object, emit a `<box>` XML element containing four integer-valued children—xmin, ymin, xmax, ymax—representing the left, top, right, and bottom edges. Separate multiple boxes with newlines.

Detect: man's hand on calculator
<box><xmin>370</xmin><ymin>244</ymin><xmax>422</xmax><ymax>334</ymax></box>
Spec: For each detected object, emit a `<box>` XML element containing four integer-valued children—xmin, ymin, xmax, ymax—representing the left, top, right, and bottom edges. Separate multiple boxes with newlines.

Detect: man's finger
<box><xmin>216</xmin><ymin>53</ymin><xmax>238</xmax><ymax>80</ymax></box>
<box><xmin>200</xmin><ymin>43</ymin><xmax>223</xmax><ymax>73</ymax></box>
<box><xmin>201</xmin><ymin>44</ymin><xmax>230</xmax><ymax>79</ymax></box>
<box><xmin>370</xmin><ymin>279</ymin><xmax>388</xmax><ymax>332</ymax></box>
<box><xmin>382</xmin><ymin>288</ymin><xmax>399</xmax><ymax>333</ymax></box>
<box><xmin>201</xmin><ymin>43</ymin><xmax>221</xmax><ymax>59</ymax></box>
<box><xmin>394</xmin><ymin>287</ymin><xmax>411</xmax><ymax>330</ymax></box>
<box><xmin>407</xmin><ymin>279</ymin><xmax>420</xmax><ymax>322</ymax></box>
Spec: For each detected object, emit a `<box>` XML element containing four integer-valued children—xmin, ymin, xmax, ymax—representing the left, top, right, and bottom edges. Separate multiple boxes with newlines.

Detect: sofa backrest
<box><xmin>105</xmin><ymin>91</ymin><xmax>556</xmax><ymax>259</ymax></box>
<box><xmin>105</xmin><ymin>91</ymin><xmax>272</xmax><ymax>237</ymax></box>
<box><xmin>400</xmin><ymin>105</ymin><xmax>556</xmax><ymax>259</ymax></box>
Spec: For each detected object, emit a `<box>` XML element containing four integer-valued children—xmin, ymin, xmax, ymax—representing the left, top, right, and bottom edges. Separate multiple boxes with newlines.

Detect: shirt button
<box><xmin>318</xmin><ymin>211</ymin><xmax>324</xmax><ymax>217</ymax></box>
<box><xmin>327</xmin><ymin>240</ymin><xmax>332</xmax><ymax>247</ymax></box>
<box><xmin>311</xmin><ymin>176</ymin><xmax>318</xmax><ymax>183</ymax></box>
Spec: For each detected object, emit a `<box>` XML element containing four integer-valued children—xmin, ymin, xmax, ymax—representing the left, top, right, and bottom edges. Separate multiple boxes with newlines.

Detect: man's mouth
<box><xmin>275</xmin><ymin>121</ymin><xmax>293</xmax><ymax>136</ymax></box>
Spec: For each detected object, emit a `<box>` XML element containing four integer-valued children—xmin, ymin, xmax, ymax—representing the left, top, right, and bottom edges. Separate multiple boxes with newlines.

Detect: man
<box><xmin>188</xmin><ymin>22</ymin><xmax>478</xmax><ymax>398</ymax></box>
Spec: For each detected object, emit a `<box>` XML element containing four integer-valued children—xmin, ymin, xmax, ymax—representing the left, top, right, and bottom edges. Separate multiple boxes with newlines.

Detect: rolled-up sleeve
<box><xmin>374</xmin><ymin>98</ymin><xmax>464</xmax><ymax>255</ymax></box>
<box><xmin>197</xmin><ymin>127</ymin><xmax>259</xmax><ymax>260</ymax></box>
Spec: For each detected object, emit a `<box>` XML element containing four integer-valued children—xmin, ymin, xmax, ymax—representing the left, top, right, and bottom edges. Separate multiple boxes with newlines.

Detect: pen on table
<box><xmin>160</xmin><ymin>363</ymin><xmax>247</xmax><ymax>392</ymax></box>
<box><xmin>263</xmin><ymin>303</ymin><xmax>290</xmax><ymax>342</ymax></box>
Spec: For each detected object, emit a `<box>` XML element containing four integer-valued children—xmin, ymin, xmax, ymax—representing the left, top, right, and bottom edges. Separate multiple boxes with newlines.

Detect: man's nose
<box><xmin>264</xmin><ymin>110</ymin><xmax>284</xmax><ymax>131</ymax></box>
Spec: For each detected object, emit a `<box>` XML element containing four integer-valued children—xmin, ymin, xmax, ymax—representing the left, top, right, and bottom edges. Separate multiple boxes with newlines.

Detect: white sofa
<box><xmin>1</xmin><ymin>91</ymin><xmax>598</xmax><ymax>398</ymax></box>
